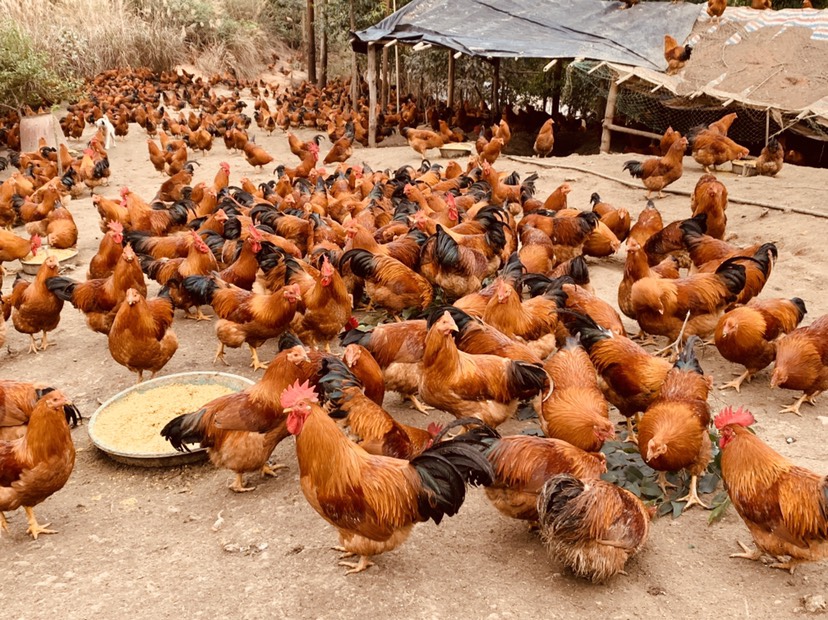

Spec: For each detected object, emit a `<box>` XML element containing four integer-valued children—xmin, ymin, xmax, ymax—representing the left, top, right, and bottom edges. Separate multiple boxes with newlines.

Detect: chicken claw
<box><xmin>624</xmin><ymin>417</ymin><xmax>638</xmax><ymax>445</ymax></box>
<box><xmin>214</xmin><ymin>343</ymin><xmax>229</xmax><ymax>366</ymax></box>
<box><xmin>339</xmin><ymin>555</ymin><xmax>375</xmax><ymax>575</ymax></box>
<box><xmin>769</xmin><ymin>558</ymin><xmax>802</xmax><ymax>575</ymax></box>
<box><xmin>261</xmin><ymin>463</ymin><xmax>287</xmax><ymax>478</ymax></box>
<box><xmin>676</xmin><ymin>475</ymin><xmax>710</xmax><ymax>511</ymax></box>
<box><xmin>778</xmin><ymin>393</ymin><xmax>812</xmax><ymax>416</ymax></box>
<box><xmin>405</xmin><ymin>394</ymin><xmax>432</xmax><ymax>415</ymax></box>
<box><xmin>656</xmin><ymin>471</ymin><xmax>677</xmax><ymax>495</ymax></box>
<box><xmin>39</xmin><ymin>331</ymin><xmax>51</xmax><ymax>350</ymax></box>
<box><xmin>718</xmin><ymin>370</ymin><xmax>752</xmax><ymax>393</ymax></box>
<box><xmin>185</xmin><ymin>308</ymin><xmax>211</xmax><ymax>321</ymax></box>
<box><xmin>0</xmin><ymin>512</ymin><xmax>8</xmax><ymax>535</ymax></box>
<box><xmin>229</xmin><ymin>473</ymin><xmax>256</xmax><ymax>493</ymax></box>
<box><xmin>24</xmin><ymin>507</ymin><xmax>57</xmax><ymax>540</ymax></box>
<box><xmin>28</xmin><ymin>335</ymin><xmax>40</xmax><ymax>354</ymax></box>
<box><xmin>729</xmin><ymin>540</ymin><xmax>762</xmax><ymax>562</ymax></box>
<box><xmin>331</xmin><ymin>545</ymin><xmax>356</xmax><ymax>559</ymax></box>
<box><xmin>248</xmin><ymin>347</ymin><xmax>268</xmax><ymax>371</ymax></box>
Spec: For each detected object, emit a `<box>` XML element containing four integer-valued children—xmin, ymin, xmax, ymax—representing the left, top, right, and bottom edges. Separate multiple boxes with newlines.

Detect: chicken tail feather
<box><xmin>622</xmin><ymin>160</ymin><xmax>644</xmax><ymax>178</ymax></box>
<box><xmin>181</xmin><ymin>275</ymin><xmax>218</xmax><ymax>306</ymax></box>
<box><xmin>44</xmin><ymin>276</ymin><xmax>77</xmax><ymax>303</ymax></box>
<box><xmin>160</xmin><ymin>408</ymin><xmax>209</xmax><ymax>452</ymax></box>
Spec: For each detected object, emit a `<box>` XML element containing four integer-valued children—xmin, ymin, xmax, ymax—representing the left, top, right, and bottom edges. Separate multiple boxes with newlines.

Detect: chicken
<box><xmin>0</xmin><ymin>231</ymin><xmax>40</xmax><ymax>266</ymax></box>
<box><xmin>627</xmin><ymin>199</ymin><xmax>662</xmax><ymax>248</ymax></box>
<box><xmin>690</xmin><ymin>174</ymin><xmax>728</xmax><ymax>240</ymax></box>
<box><xmin>24</xmin><ymin>203</ymin><xmax>78</xmax><ymax>249</ymax></box>
<box><xmin>590</xmin><ymin>193</ymin><xmax>630</xmax><ymax>242</ymax></box>
<box><xmin>286</xmin><ymin>255</ymin><xmax>353</xmax><ymax>351</ymax></box>
<box><xmin>569</xmin><ymin>313</ymin><xmax>672</xmax><ymax>442</ymax></box>
<box><xmin>280</xmin><ymin>379</ymin><xmax>493</xmax><ymax>574</ymax></box>
<box><xmin>631</xmin><ymin>258</ymin><xmax>747</xmax><ymax>344</ymax></box>
<box><xmin>664</xmin><ymin>35</ymin><xmax>692</xmax><ymax>74</ymax></box>
<box><xmin>638</xmin><ymin>337</ymin><xmax>712</xmax><ymax>509</ymax></box>
<box><xmin>769</xmin><ymin>315</ymin><xmax>828</xmax><ymax>415</ymax></box>
<box><xmin>242</xmin><ymin>140</ymin><xmax>274</xmax><ymax>169</ymax></box>
<box><xmin>182</xmin><ymin>277</ymin><xmax>302</xmax><ymax>370</ymax></box>
<box><xmin>756</xmin><ymin>138</ymin><xmax>784</xmax><ymax>177</ymax></box>
<box><xmin>451</xmin><ymin>421</ymin><xmax>605</xmax><ymax>524</ymax></box>
<box><xmin>691</xmin><ymin>129</ymin><xmax>750</xmax><ymax>173</ymax></box>
<box><xmin>537</xmin><ymin>338</ymin><xmax>614</xmax><ymax>453</ymax></box>
<box><xmin>0</xmin><ymin>391</ymin><xmax>75</xmax><ymax>540</ymax></box>
<box><xmin>543</xmin><ymin>183</ymin><xmax>571</xmax><ymax>212</ymax></box>
<box><xmin>340</xmin><ymin>249</ymin><xmax>432</xmax><ymax>317</ymax></box>
<box><xmin>400</xmin><ymin>127</ymin><xmax>444</xmax><ymax>159</ymax></box>
<box><xmin>707</xmin><ymin>0</ymin><xmax>726</xmax><ymax>23</ymax></box>
<box><xmin>108</xmin><ymin>288</ymin><xmax>178</xmax><ymax>383</ymax></box>
<box><xmin>751</xmin><ymin>0</ymin><xmax>772</xmax><ymax>8</ymax></box>
<box><xmin>88</xmin><ymin>222</ymin><xmax>124</xmax><ymax>279</ymax></box>
<box><xmin>715</xmin><ymin>406</ymin><xmax>828</xmax><ymax>574</ymax></box>
<box><xmin>537</xmin><ymin>473</ymin><xmax>651</xmax><ymax>583</ymax></box>
<box><xmin>342</xmin><ymin>343</ymin><xmax>385</xmax><ymax>407</ymax></box>
<box><xmin>618</xmin><ymin>238</ymin><xmax>680</xmax><ymax>324</ymax></box>
<box><xmin>623</xmin><ymin>136</ymin><xmax>688</xmax><ymax>199</ymax></box>
<box><xmin>161</xmin><ymin>343</ymin><xmax>316</xmax><ymax>492</ymax></box>
<box><xmin>46</xmin><ymin>244</ymin><xmax>147</xmax><ymax>335</ymax></box>
<box><xmin>319</xmin><ymin>357</ymin><xmax>437</xmax><ymax>460</ymax></box>
<box><xmin>143</xmin><ymin>230</ymin><xmax>219</xmax><ymax>320</ymax></box>
<box><xmin>716</xmin><ymin>297</ymin><xmax>807</xmax><ymax>393</ymax></box>
<box><xmin>419</xmin><ymin>310</ymin><xmax>548</xmax><ymax>428</ymax></box>
<box><xmin>708</xmin><ymin>113</ymin><xmax>739</xmax><ymax>137</ymax></box>
<box><xmin>323</xmin><ymin>124</ymin><xmax>354</xmax><ymax>164</ymax></box>
<box><xmin>660</xmin><ymin>127</ymin><xmax>681</xmax><ymax>155</ymax></box>
<box><xmin>287</xmin><ymin>132</ymin><xmax>322</xmax><ymax>160</ymax></box>
<box><xmin>0</xmin><ymin>381</ymin><xmax>81</xmax><ymax>442</ymax></box>
<box><xmin>7</xmin><ymin>257</ymin><xmax>65</xmax><ymax>353</ymax></box>
<box><xmin>533</xmin><ymin>119</ymin><xmax>555</xmax><ymax>157</ymax></box>
<box><xmin>479</xmin><ymin>136</ymin><xmax>504</xmax><ymax>165</ymax></box>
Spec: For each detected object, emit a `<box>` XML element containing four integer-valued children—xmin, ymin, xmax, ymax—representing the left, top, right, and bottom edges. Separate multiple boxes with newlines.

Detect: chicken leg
<box><xmin>779</xmin><ymin>392</ymin><xmax>819</xmax><ymax>416</ymax></box>
<box><xmin>248</xmin><ymin>346</ymin><xmax>268</xmax><ymax>371</ymax></box>
<box><xmin>40</xmin><ymin>330</ymin><xmax>51</xmax><ymax>350</ymax></box>
<box><xmin>28</xmin><ymin>334</ymin><xmax>39</xmax><ymax>354</ymax></box>
<box><xmin>769</xmin><ymin>558</ymin><xmax>803</xmax><ymax>575</ymax></box>
<box><xmin>24</xmin><ymin>506</ymin><xmax>57</xmax><ymax>540</ymax></box>
<box><xmin>625</xmin><ymin>417</ymin><xmax>638</xmax><ymax>444</ymax></box>
<box><xmin>0</xmin><ymin>511</ymin><xmax>8</xmax><ymax>535</ymax></box>
<box><xmin>229</xmin><ymin>473</ymin><xmax>256</xmax><ymax>493</ymax></box>
<box><xmin>339</xmin><ymin>555</ymin><xmax>375</xmax><ymax>575</ymax></box>
<box><xmin>214</xmin><ymin>342</ymin><xmax>229</xmax><ymax>366</ymax></box>
<box><xmin>261</xmin><ymin>463</ymin><xmax>287</xmax><ymax>478</ymax></box>
<box><xmin>185</xmin><ymin>307</ymin><xmax>211</xmax><ymax>321</ymax></box>
<box><xmin>405</xmin><ymin>394</ymin><xmax>432</xmax><ymax>415</ymax></box>
<box><xmin>657</xmin><ymin>471</ymin><xmax>677</xmax><ymax>495</ymax></box>
<box><xmin>719</xmin><ymin>370</ymin><xmax>752</xmax><ymax>393</ymax></box>
<box><xmin>730</xmin><ymin>540</ymin><xmax>763</xmax><ymax>562</ymax></box>
<box><xmin>676</xmin><ymin>474</ymin><xmax>710</xmax><ymax>510</ymax></box>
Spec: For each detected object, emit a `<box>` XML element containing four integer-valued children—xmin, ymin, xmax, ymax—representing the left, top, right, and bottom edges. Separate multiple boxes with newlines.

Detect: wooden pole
<box><xmin>552</xmin><ymin>62</ymin><xmax>562</xmax><ymax>117</ymax></box>
<box><xmin>600</xmin><ymin>80</ymin><xmax>619</xmax><ymax>154</ymax></box>
<box><xmin>381</xmin><ymin>46</ymin><xmax>389</xmax><ymax>110</ymax></box>
<box><xmin>447</xmin><ymin>50</ymin><xmax>456</xmax><ymax>109</ymax></box>
<box><xmin>491</xmin><ymin>58</ymin><xmax>500</xmax><ymax>120</ymax></box>
<box><xmin>306</xmin><ymin>0</ymin><xmax>316</xmax><ymax>84</ymax></box>
<box><xmin>317</xmin><ymin>0</ymin><xmax>327</xmax><ymax>88</ymax></box>
<box><xmin>368</xmin><ymin>44</ymin><xmax>378</xmax><ymax>148</ymax></box>
<box><xmin>349</xmin><ymin>0</ymin><xmax>358</xmax><ymax>109</ymax></box>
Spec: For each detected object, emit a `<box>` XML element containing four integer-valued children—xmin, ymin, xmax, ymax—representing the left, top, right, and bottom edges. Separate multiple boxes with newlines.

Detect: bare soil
<box><xmin>1</xmin><ymin>121</ymin><xmax>827</xmax><ymax>620</ymax></box>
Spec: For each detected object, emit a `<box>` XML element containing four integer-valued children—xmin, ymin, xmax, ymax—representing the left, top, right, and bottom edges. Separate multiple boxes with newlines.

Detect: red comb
<box><xmin>108</xmin><ymin>221</ymin><xmax>123</xmax><ymax>233</ymax></box>
<box><xmin>280</xmin><ymin>379</ymin><xmax>319</xmax><ymax>410</ymax></box>
<box><xmin>714</xmin><ymin>406</ymin><xmax>756</xmax><ymax>430</ymax></box>
<box><xmin>427</xmin><ymin>422</ymin><xmax>443</xmax><ymax>436</ymax></box>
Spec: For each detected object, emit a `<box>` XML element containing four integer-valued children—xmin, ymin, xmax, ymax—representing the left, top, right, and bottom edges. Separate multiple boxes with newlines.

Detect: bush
<box><xmin>0</xmin><ymin>23</ymin><xmax>80</xmax><ymax>111</ymax></box>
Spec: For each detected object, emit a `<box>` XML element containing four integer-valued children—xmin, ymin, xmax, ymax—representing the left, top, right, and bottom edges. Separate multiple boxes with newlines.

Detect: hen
<box><xmin>664</xmin><ymin>35</ymin><xmax>692</xmax><ymax>74</ymax></box>
<box><xmin>638</xmin><ymin>338</ymin><xmax>712</xmax><ymax>509</ymax></box>
<box><xmin>537</xmin><ymin>474</ymin><xmax>651</xmax><ymax>583</ymax></box>
<box><xmin>716</xmin><ymin>297</ymin><xmax>806</xmax><ymax>392</ymax></box>
<box><xmin>281</xmin><ymin>379</ymin><xmax>493</xmax><ymax>574</ymax></box>
<box><xmin>533</xmin><ymin>119</ymin><xmax>555</xmax><ymax>157</ymax></box>
<box><xmin>716</xmin><ymin>406</ymin><xmax>828</xmax><ymax>574</ymax></box>
<box><xmin>341</xmin><ymin>249</ymin><xmax>432</xmax><ymax>317</ymax></box>
<box><xmin>623</xmin><ymin>136</ymin><xmax>688</xmax><ymax>199</ymax></box>
<box><xmin>7</xmin><ymin>257</ymin><xmax>65</xmax><ymax>353</ymax></box>
<box><xmin>691</xmin><ymin>129</ymin><xmax>750</xmax><ymax>173</ymax></box>
<box><xmin>400</xmin><ymin>127</ymin><xmax>444</xmax><ymax>159</ymax></box>
<box><xmin>162</xmin><ymin>343</ymin><xmax>315</xmax><ymax>492</ymax></box>
<box><xmin>755</xmin><ymin>138</ymin><xmax>784</xmax><ymax>177</ymax></box>
<box><xmin>108</xmin><ymin>288</ymin><xmax>178</xmax><ymax>382</ymax></box>
<box><xmin>0</xmin><ymin>382</ymin><xmax>81</xmax><ymax>442</ymax></box>
<box><xmin>770</xmin><ymin>314</ymin><xmax>828</xmax><ymax>415</ymax></box>
<box><xmin>0</xmin><ymin>391</ymin><xmax>76</xmax><ymax>539</ymax></box>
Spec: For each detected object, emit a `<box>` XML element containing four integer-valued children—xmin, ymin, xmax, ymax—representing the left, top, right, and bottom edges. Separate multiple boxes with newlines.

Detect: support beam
<box><xmin>603</xmin><ymin>122</ymin><xmax>663</xmax><ymax>141</ymax></box>
<box><xmin>491</xmin><ymin>58</ymin><xmax>501</xmax><ymax>119</ymax></box>
<box><xmin>447</xmin><ymin>50</ymin><xmax>456</xmax><ymax>109</ymax></box>
<box><xmin>551</xmin><ymin>62</ymin><xmax>562</xmax><ymax>117</ymax></box>
<box><xmin>600</xmin><ymin>80</ymin><xmax>619</xmax><ymax>154</ymax></box>
<box><xmin>381</xmin><ymin>45</ymin><xmax>389</xmax><ymax>109</ymax></box>
<box><xmin>368</xmin><ymin>43</ymin><xmax>378</xmax><ymax>148</ymax></box>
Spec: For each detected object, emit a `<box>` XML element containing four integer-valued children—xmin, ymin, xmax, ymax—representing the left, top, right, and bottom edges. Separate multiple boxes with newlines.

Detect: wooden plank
<box><xmin>604</xmin><ymin>122</ymin><xmax>663</xmax><ymax>141</ymax></box>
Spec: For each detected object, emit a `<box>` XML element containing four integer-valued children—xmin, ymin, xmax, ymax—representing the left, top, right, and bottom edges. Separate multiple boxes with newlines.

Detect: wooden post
<box><xmin>765</xmin><ymin>108</ymin><xmax>770</xmax><ymax>146</ymax></box>
<box><xmin>447</xmin><ymin>50</ymin><xmax>456</xmax><ymax>109</ymax></box>
<box><xmin>491</xmin><ymin>58</ymin><xmax>500</xmax><ymax>119</ymax></box>
<box><xmin>306</xmin><ymin>0</ymin><xmax>316</xmax><ymax>84</ymax></box>
<box><xmin>317</xmin><ymin>0</ymin><xmax>328</xmax><ymax>88</ymax></box>
<box><xmin>349</xmin><ymin>0</ymin><xmax>358</xmax><ymax>109</ymax></box>
<box><xmin>381</xmin><ymin>46</ymin><xmax>389</xmax><ymax>109</ymax></box>
<box><xmin>552</xmin><ymin>62</ymin><xmax>563</xmax><ymax>117</ymax></box>
<box><xmin>600</xmin><ymin>80</ymin><xmax>619</xmax><ymax>154</ymax></box>
<box><xmin>368</xmin><ymin>44</ymin><xmax>378</xmax><ymax>148</ymax></box>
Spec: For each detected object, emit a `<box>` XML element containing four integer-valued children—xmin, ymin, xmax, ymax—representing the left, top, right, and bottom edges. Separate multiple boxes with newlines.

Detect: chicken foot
<box><xmin>654</xmin><ymin>310</ymin><xmax>692</xmax><ymax>359</ymax></box>
<box><xmin>214</xmin><ymin>342</ymin><xmax>230</xmax><ymax>366</ymax></box>
<box><xmin>405</xmin><ymin>394</ymin><xmax>432</xmax><ymax>415</ymax></box>
<box><xmin>261</xmin><ymin>463</ymin><xmax>287</xmax><ymax>478</ymax></box>
<box><xmin>657</xmin><ymin>471</ymin><xmax>677</xmax><ymax>495</ymax></box>
<box><xmin>185</xmin><ymin>307</ymin><xmax>211</xmax><ymax>321</ymax></box>
<box><xmin>778</xmin><ymin>392</ymin><xmax>819</xmax><ymax>416</ymax></box>
<box><xmin>676</xmin><ymin>474</ymin><xmax>710</xmax><ymax>510</ymax></box>
<box><xmin>24</xmin><ymin>506</ymin><xmax>57</xmax><ymax>540</ymax></box>
<box><xmin>730</xmin><ymin>540</ymin><xmax>763</xmax><ymax>562</ymax></box>
<box><xmin>229</xmin><ymin>473</ymin><xmax>256</xmax><ymax>493</ymax></box>
<box><xmin>0</xmin><ymin>511</ymin><xmax>7</xmax><ymax>535</ymax></box>
<box><xmin>249</xmin><ymin>346</ymin><xmax>268</xmax><ymax>371</ymax></box>
<box><xmin>718</xmin><ymin>370</ymin><xmax>753</xmax><ymax>393</ymax></box>
<box><xmin>624</xmin><ymin>417</ymin><xmax>638</xmax><ymax>444</ymax></box>
<box><xmin>39</xmin><ymin>330</ymin><xmax>51</xmax><ymax>350</ymax></box>
<box><xmin>768</xmin><ymin>558</ymin><xmax>804</xmax><ymax>575</ymax></box>
<box><xmin>339</xmin><ymin>555</ymin><xmax>375</xmax><ymax>575</ymax></box>
<box><xmin>631</xmin><ymin>330</ymin><xmax>660</xmax><ymax>347</ymax></box>
<box><xmin>28</xmin><ymin>334</ymin><xmax>40</xmax><ymax>354</ymax></box>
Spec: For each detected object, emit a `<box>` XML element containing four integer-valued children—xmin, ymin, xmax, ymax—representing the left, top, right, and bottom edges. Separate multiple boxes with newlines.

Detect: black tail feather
<box><xmin>181</xmin><ymin>275</ymin><xmax>218</xmax><ymax>306</ymax></box>
<box><xmin>44</xmin><ymin>276</ymin><xmax>77</xmax><ymax>303</ymax></box>
<box><xmin>160</xmin><ymin>409</ymin><xmax>209</xmax><ymax>452</ymax></box>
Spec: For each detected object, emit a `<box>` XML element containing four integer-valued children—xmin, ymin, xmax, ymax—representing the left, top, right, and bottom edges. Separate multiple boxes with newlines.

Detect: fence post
<box><xmin>368</xmin><ymin>43</ymin><xmax>378</xmax><ymax>148</ymax></box>
<box><xmin>600</xmin><ymin>80</ymin><xmax>619</xmax><ymax>154</ymax></box>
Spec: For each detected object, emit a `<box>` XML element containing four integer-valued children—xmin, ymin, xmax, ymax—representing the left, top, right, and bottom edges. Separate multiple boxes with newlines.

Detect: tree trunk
<box><xmin>306</xmin><ymin>0</ymin><xmax>316</xmax><ymax>84</ymax></box>
<box><xmin>317</xmin><ymin>0</ymin><xmax>327</xmax><ymax>88</ymax></box>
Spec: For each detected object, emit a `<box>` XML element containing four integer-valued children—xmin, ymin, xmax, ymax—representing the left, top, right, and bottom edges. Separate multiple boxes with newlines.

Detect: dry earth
<box><xmin>1</xmin><ymin>117</ymin><xmax>827</xmax><ymax>620</ymax></box>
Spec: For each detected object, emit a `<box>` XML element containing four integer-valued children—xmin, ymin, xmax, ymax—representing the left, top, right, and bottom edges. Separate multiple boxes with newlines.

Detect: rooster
<box><xmin>537</xmin><ymin>474</ymin><xmax>652</xmax><ymax>583</ymax></box>
<box><xmin>280</xmin><ymin>379</ymin><xmax>493</xmax><ymax>574</ymax></box>
<box><xmin>623</xmin><ymin>137</ymin><xmax>688</xmax><ymax>199</ymax></box>
<box><xmin>716</xmin><ymin>406</ymin><xmax>828</xmax><ymax>574</ymax></box>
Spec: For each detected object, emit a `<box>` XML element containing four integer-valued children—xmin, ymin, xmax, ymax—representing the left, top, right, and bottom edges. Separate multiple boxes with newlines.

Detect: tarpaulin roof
<box><xmin>351</xmin><ymin>0</ymin><xmax>701</xmax><ymax>72</ymax></box>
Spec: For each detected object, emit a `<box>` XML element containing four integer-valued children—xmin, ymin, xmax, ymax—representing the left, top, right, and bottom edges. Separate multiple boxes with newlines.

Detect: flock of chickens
<box><xmin>0</xmin><ymin>68</ymin><xmax>826</xmax><ymax>583</ymax></box>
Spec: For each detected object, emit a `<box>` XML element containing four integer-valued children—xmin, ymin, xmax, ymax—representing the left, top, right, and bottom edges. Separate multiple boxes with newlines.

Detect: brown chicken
<box><xmin>664</xmin><ymin>35</ymin><xmax>693</xmax><ymax>74</ymax></box>
<box><xmin>319</xmin><ymin>357</ymin><xmax>437</xmax><ymax>460</ymax></box>
<box><xmin>46</xmin><ymin>244</ymin><xmax>147</xmax><ymax>335</ymax></box>
<box><xmin>242</xmin><ymin>140</ymin><xmax>274</xmax><ymax>169</ymax></box>
<box><xmin>755</xmin><ymin>138</ymin><xmax>784</xmax><ymax>177</ymax></box>
<box><xmin>752</xmin><ymin>0</ymin><xmax>772</xmax><ymax>8</ymax></box>
<box><xmin>7</xmin><ymin>258</ymin><xmax>65</xmax><ymax>353</ymax></box>
<box><xmin>691</xmin><ymin>129</ymin><xmax>750</xmax><ymax>173</ymax></box>
<box><xmin>770</xmin><ymin>314</ymin><xmax>828</xmax><ymax>415</ymax></box>
<box><xmin>690</xmin><ymin>174</ymin><xmax>728</xmax><ymax>240</ymax></box>
<box><xmin>715</xmin><ymin>406</ymin><xmax>828</xmax><ymax>574</ymax></box>
<box><xmin>419</xmin><ymin>310</ymin><xmax>548</xmax><ymax>428</ymax></box>
<box><xmin>0</xmin><ymin>231</ymin><xmax>40</xmax><ymax>267</ymax></box>
<box><xmin>716</xmin><ymin>297</ymin><xmax>807</xmax><ymax>392</ymax></box>
<box><xmin>450</xmin><ymin>421</ymin><xmax>605</xmax><ymax>524</ymax></box>
<box><xmin>162</xmin><ymin>343</ymin><xmax>316</xmax><ymax>492</ymax></box>
<box><xmin>638</xmin><ymin>338</ymin><xmax>712</xmax><ymax>509</ymax></box>
<box><xmin>24</xmin><ymin>204</ymin><xmax>78</xmax><ymax>249</ymax></box>
<box><xmin>342</xmin><ymin>343</ymin><xmax>385</xmax><ymax>406</ymax></box>
<box><xmin>341</xmin><ymin>249</ymin><xmax>433</xmax><ymax>317</ymax></box>
<box><xmin>569</xmin><ymin>313</ymin><xmax>672</xmax><ymax>442</ymax></box>
<box><xmin>623</xmin><ymin>136</ymin><xmax>688</xmax><ymax>199</ymax></box>
<box><xmin>108</xmin><ymin>288</ymin><xmax>178</xmax><ymax>383</ymax></box>
<box><xmin>182</xmin><ymin>277</ymin><xmax>302</xmax><ymax>370</ymax></box>
<box><xmin>627</xmin><ymin>199</ymin><xmax>663</xmax><ymax>248</ymax></box>
<box><xmin>543</xmin><ymin>183</ymin><xmax>571</xmax><ymax>212</ymax></box>
<box><xmin>323</xmin><ymin>125</ymin><xmax>354</xmax><ymax>164</ymax></box>
<box><xmin>660</xmin><ymin>127</ymin><xmax>681</xmax><ymax>155</ymax></box>
<box><xmin>280</xmin><ymin>379</ymin><xmax>493</xmax><ymax>574</ymax></box>
<box><xmin>537</xmin><ymin>473</ymin><xmax>651</xmax><ymax>583</ymax></box>
<box><xmin>618</xmin><ymin>238</ymin><xmax>680</xmax><ymax>325</ymax></box>
<box><xmin>88</xmin><ymin>222</ymin><xmax>124</xmax><ymax>279</ymax></box>
<box><xmin>533</xmin><ymin>119</ymin><xmax>555</xmax><ymax>157</ymax></box>
<box><xmin>537</xmin><ymin>338</ymin><xmax>614</xmax><ymax>453</ymax></box>
<box><xmin>0</xmin><ymin>391</ymin><xmax>75</xmax><ymax>539</ymax></box>
<box><xmin>590</xmin><ymin>193</ymin><xmax>630</xmax><ymax>242</ymax></box>
<box><xmin>707</xmin><ymin>0</ymin><xmax>726</xmax><ymax>23</ymax></box>
<box><xmin>0</xmin><ymin>381</ymin><xmax>81</xmax><ymax>442</ymax></box>
<box><xmin>400</xmin><ymin>127</ymin><xmax>444</xmax><ymax>159</ymax></box>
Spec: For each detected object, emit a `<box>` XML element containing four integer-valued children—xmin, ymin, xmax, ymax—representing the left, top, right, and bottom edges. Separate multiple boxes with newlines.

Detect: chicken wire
<box><xmin>562</xmin><ymin>60</ymin><xmax>828</xmax><ymax>146</ymax></box>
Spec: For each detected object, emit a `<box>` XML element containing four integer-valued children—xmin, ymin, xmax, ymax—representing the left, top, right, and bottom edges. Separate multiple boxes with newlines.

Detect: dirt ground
<box><xmin>1</xmin><ymin>118</ymin><xmax>827</xmax><ymax>620</ymax></box>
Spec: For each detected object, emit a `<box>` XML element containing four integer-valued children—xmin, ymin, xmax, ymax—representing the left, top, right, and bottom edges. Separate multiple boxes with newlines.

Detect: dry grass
<box><xmin>0</xmin><ymin>0</ymin><xmax>275</xmax><ymax>80</ymax></box>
